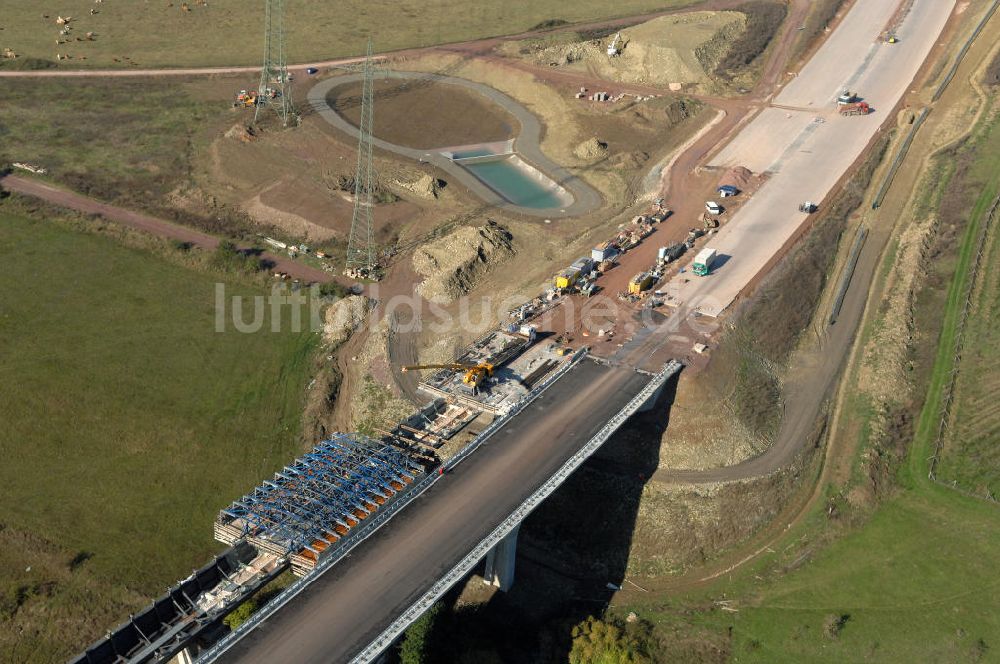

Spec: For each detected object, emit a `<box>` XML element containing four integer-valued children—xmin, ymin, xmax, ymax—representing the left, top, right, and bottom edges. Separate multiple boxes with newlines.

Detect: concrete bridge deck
<box><xmin>216</xmin><ymin>358</ymin><xmax>662</xmax><ymax>663</ymax></box>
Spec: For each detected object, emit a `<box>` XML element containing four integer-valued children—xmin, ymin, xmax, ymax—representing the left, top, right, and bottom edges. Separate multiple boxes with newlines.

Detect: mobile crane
<box><xmin>401</xmin><ymin>362</ymin><xmax>495</xmax><ymax>388</ymax></box>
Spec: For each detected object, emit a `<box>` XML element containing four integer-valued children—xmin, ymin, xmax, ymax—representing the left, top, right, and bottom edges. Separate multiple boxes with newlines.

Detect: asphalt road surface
<box><xmin>221</xmin><ymin>359</ymin><xmax>650</xmax><ymax>663</ymax></box>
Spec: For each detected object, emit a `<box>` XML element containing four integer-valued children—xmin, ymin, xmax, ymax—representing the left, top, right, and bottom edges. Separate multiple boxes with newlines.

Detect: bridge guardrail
<box><xmin>351</xmin><ymin>359</ymin><xmax>683</xmax><ymax>663</ymax></box>
<box><xmin>197</xmin><ymin>349</ymin><xmax>590</xmax><ymax>663</ymax></box>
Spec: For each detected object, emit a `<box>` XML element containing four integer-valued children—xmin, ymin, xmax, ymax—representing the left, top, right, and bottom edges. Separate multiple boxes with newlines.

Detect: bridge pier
<box><xmin>483</xmin><ymin>524</ymin><xmax>519</xmax><ymax>592</ymax></box>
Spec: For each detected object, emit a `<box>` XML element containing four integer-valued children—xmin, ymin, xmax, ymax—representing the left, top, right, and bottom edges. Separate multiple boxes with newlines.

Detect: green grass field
<box><xmin>0</xmin><ymin>0</ymin><xmax>700</xmax><ymax>69</ymax></box>
<box><xmin>0</xmin><ymin>210</ymin><xmax>316</xmax><ymax>661</ymax></box>
<box><xmin>0</xmin><ymin>78</ymin><xmax>213</xmax><ymax>201</ymax></box>
<box><xmin>932</xmin><ymin>117</ymin><xmax>1000</xmax><ymax>500</ymax></box>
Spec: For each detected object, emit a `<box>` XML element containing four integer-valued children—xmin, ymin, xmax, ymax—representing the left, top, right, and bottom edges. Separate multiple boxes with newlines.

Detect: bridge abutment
<box><xmin>483</xmin><ymin>524</ymin><xmax>519</xmax><ymax>591</ymax></box>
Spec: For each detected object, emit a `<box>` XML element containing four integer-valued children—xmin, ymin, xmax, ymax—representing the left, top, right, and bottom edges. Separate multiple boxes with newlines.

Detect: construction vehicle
<box><xmin>234</xmin><ymin>90</ymin><xmax>257</xmax><ymax>108</ymax></box>
<box><xmin>607</xmin><ymin>32</ymin><xmax>622</xmax><ymax>57</ymax></box>
<box><xmin>401</xmin><ymin>363</ymin><xmax>495</xmax><ymax>388</ymax></box>
<box><xmin>839</xmin><ymin>101</ymin><xmax>871</xmax><ymax>116</ymax></box>
<box><xmin>837</xmin><ymin>90</ymin><xmax>858</xmax><ymax>105</ymax></box>
<box><xmin>692</xmin><ymin>248</ymin><xmax>717</xmax><ymax>276</ymax></box>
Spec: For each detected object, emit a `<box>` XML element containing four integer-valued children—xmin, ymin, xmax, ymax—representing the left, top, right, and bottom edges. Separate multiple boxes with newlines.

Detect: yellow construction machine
<box><xmin>401</xmin><ymin>362</ymin><xmax>495</xmax><ymax>388</ymax></box>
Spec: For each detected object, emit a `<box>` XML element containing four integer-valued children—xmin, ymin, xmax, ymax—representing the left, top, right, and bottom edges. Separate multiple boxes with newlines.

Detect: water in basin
<box><xmin>459</xmin><ymin>155</ymin><xmax>568</xmax><ymax>210</ymax></box>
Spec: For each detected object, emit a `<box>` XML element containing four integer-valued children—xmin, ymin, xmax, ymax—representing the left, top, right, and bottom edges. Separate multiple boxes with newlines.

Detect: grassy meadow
<box><xmin>0</xmin><ymin>210</ymin><xmax>316</xmax><ymax>661</ymax></box>
<box><xmin>0</xmin><ymin>0</ymin><xmax>701</xmax><ymax>69</ymax></box>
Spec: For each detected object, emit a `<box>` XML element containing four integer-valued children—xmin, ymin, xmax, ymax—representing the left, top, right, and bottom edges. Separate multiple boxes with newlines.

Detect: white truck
<box><xmin>693</xmin><ymin>248</ymin><xmax>717</xmax><ymax>276</ymax></box>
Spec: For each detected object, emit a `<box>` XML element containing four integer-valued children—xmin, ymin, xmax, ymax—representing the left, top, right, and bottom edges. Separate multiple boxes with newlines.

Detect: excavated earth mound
<box><xmin>412</xmin><ymin>222</ymin><xmax>514</xmax><ymax>303</ymax></box>
<box><xmin>521</xmin><ymin>11</ymin><xmax>746</xmax><ymax>88</ymax></box>
<box><xmin>574</xmin><ymin>137</ymin><xmax>609</xmax><ymax>161</ymax></box>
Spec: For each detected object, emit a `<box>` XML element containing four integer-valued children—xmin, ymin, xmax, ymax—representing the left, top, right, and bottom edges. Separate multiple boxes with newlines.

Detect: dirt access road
<box><xmin>0</xmin><ymin>174</ymin><xmax>336</xmax><ymax>284</ymax></box>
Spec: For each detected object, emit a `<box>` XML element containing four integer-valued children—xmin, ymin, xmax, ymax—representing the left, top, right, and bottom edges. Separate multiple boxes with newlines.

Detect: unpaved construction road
<box><xmin>0</xmin><ymin>174</ymin><xmax>335</xmax><ymax>284</ymax></box>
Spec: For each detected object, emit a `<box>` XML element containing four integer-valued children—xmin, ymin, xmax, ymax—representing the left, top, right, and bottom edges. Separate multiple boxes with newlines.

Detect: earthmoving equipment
<box><xmin>839</xmin><ymin>101</ymin><xmax>871</xmax><ymax>116</ymax></box>
<box><xmin>692</xmin><ymin>248</ymin><xmax>717</xmax><ymax>276</ymax></box>
<box><xmin>607</xmin><ymin>32</ymin><xmax>622</xmax><ymax>57</ymax></box>
<box><xmin>234</xmin><ymin>89</ymin><xmax>258</xmax><ymax>108</ymax></box>
<box><xmin>798</xmin><ymin>201</ymin><xmax>818</xmax><ymax>213</ymax></box>
<box><xmin>836</xmin><ymin>90</ymin><xmax>858</xmax><ymax>105</ymax></box>
<box><xmin>401</xmin><ymin>363</ymin><xmax>495</xmax><ymax>388</ymax></box>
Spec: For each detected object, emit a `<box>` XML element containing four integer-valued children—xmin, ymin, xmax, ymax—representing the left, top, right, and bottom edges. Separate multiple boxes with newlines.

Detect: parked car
<box><xmin>306</xmin><ymin>67</ymin><xmax>319</xmax><ymax>75</ymax></box>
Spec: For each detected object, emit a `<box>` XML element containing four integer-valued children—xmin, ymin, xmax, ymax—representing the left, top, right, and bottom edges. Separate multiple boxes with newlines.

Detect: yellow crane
<box><xmin>401</xmin><ymin>363</ymin><xmax>495</xmax><ymax>387</ymax></box>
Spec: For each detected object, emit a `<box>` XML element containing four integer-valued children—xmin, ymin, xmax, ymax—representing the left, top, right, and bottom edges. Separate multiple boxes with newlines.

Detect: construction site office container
<box><xmin>571</xmin><ymin>257</ymin><xmax>595</xmax><ymax>275</ymax></box>
<box><xmin>554</xmin><ymin>267</ymin><xmax>581</xmax><ymax>289</ymax></box>
<box><xmin>591</xmin><ymin>242</ymin><xmax>618</xmax><ymax>263</ymax></box>
<box><xmin>628</xmin><ymin>272</ymin><xmax>653</xmax><ymax>294</ymax></box>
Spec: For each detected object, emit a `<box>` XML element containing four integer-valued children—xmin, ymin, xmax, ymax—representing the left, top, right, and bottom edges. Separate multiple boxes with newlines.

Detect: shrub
<box><xmin>399</xmin><ymin>602</ymin><xmax>443</xmax><ymax>664</ymax></box>
<box><xmin>569</xmin><ymin>616</ymin><xmax>655</xmax><ymax>664</ymax></box>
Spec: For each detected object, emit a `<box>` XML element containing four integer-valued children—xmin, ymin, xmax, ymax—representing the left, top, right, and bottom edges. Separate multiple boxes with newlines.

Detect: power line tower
<box><xmin>255</xmin><ymin>0</ymin><xmax>292</xmax><ymax>126</ymax></box>
<box><xmin>345</xmin><ymin>40</ymin><xmax>377</xmax><ymax>277</ymax></box>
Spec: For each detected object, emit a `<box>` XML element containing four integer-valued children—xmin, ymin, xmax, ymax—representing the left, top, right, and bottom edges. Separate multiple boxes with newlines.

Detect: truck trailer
<box><xmin>692</xmin><ymin>248</ymin><xmax>717</xmax><ymax>276</ymax></box>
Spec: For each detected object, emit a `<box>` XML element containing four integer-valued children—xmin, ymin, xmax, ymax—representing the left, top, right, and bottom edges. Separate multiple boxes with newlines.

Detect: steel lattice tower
<box><xmin>345</xmin><ymin>40</ymin><xmax>377</xmax><ymax>273</ymax></box>
<box><xmin>255</xmin><ymin>0</ymin><xmax>292</xmax><ymax>125</ymax></box>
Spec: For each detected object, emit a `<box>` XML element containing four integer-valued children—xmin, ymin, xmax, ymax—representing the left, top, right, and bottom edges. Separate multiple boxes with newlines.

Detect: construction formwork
<box><xmin>215</xmin><ymin>433</ymin><xmax>425</xmax><ymax>574</ymax></box>
<box><xmin>390</xmin><ymin>399</ymin><xmax>480</xmax><ymax>449</ymax></box>
<box><xmin>418</xmin><ymin>329</ymin><xmax>534</xmax><ymax>413</ymax></box>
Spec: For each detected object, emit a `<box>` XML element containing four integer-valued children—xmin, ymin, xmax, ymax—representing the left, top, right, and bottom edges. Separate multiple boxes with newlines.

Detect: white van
<box><xmin>705</xmin><ymin>201</ymin><xmax>723</xmax><ymax>215</ymax></box>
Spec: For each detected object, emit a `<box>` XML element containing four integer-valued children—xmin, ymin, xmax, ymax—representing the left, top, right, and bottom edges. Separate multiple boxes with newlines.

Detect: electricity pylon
<box><xmin>345</xmin><ymin>40</ymin><xmax>377</xmax><ymax>275</ymax></box>
<box><xmin>255</xmin><ymin>0</ymin><xmax>292</xmax><ymax>125</ymax></box>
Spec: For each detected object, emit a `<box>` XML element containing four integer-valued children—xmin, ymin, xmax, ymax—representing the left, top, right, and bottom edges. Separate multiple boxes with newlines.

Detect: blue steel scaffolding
<box><xmin>219</xmin><ymin>433</ymin><xmax>423</xmax><ymax>556</ymax></box>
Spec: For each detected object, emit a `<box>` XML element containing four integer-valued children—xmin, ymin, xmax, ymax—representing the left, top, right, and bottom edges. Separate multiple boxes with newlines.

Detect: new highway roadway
<box><xmin>220</xmin><ymin>359</ymin><xmax>650</xmax><ymax>663</ymax></box>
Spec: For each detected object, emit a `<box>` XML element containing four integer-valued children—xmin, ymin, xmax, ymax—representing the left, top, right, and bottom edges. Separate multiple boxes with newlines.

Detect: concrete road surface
<box><xmin>670</xmin><ymin>0</ymin><xmax>956</xmax><ymax>318</ymax></box>
<box><xmin>221</xmin><ymin>360</ymin><xmax>649</xmax><ymax>663</ymax></box>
